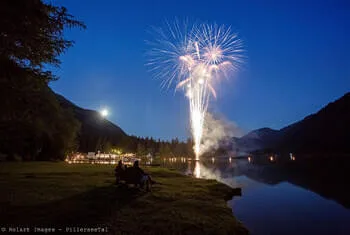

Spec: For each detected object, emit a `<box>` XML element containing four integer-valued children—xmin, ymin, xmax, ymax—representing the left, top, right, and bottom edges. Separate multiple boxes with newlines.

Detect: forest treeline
<box><xmin>84</xmin><ymin>135</ymin><xmax>195</xmax><ymax>158</ymax></box>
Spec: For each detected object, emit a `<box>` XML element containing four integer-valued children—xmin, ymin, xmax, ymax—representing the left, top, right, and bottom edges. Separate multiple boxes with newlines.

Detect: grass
<box><xmin>0</xmin><ymin>162</ymin><xmax>248</xmax><ymax>235</ymax></box>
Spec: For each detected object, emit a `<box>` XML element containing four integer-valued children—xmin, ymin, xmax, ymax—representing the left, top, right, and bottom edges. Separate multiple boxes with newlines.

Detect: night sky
<box><xmin>50</xmin><ymin>0</ymin><xmax>350</xmax><ymax>140</ymax></box>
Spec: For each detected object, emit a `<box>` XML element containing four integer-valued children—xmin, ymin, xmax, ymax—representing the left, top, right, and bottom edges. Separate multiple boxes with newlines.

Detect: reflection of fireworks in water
<box><xmin>147</xmin><ymin>20</ymin><xmax>244</xmax><ymax>160</ymax></box>
<box><xmin>194</xmin><ymin>160</ymin><xmax>201</xmax><ymax>178</ymax></box>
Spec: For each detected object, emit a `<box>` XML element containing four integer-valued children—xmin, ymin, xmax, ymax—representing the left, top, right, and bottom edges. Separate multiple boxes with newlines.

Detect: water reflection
<box><xmin>161</xmin><ymin>157</ymin><xmax>243</xmax><ymax>188</ymax></box>
<box><xmin>194</xmin><ymin>161</ymin><xmax>201</xmax><ymax>178</ymax></box>
<box><xmin>229</xmin><ymin>177</ymin><xmax>350</xmax><ymax>235</ymax></box>
<box><xmin>160</xmin><ymin>156</ymin><xmax>350</xmax><ymax>235</ymax></box>
<box><xmin>160</xmin><ymin>155</ymin><xmax>350</xmax><ymax>209</ymax></box>
<box><xmin>289</xmin><ymin>153</ymin><xmax>296</xmax><ymax>161</ymax></box>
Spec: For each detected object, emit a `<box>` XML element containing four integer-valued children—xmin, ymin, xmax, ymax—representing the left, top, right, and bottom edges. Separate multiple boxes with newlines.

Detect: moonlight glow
<box><xmin>147</xmin><ymin>21</ymin><xmax>244</xmax><ymax>160</ymax></box>
<box><xmin>100</xmin><ymin>108</ymin><xmax>109</xmax><ymax>117</ymax></box>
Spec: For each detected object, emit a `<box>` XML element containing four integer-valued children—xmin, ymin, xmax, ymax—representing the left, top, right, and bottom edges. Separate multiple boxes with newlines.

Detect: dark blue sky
<box><xmin>50</xmin><ymin>0</ymin><xmax>350</xmax><ymax>140</ymax></box>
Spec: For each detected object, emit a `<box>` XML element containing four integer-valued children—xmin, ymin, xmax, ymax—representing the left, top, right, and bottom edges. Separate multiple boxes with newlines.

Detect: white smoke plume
<box><xmin>199</xmin><ymin>112</ymin><xmax>242</xmax><ymax>156</ymax></box>
<box><xmin>194</xmin><ymin>161</ymin><xmax>241</xmax><ymax>188</ymax></box>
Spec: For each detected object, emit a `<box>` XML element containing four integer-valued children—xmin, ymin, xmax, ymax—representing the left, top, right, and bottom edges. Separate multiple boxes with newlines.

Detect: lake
<box><xmin>160</xmin><ymin>156</ymin><xmax>350</xmax><ymax>235</ymax></box>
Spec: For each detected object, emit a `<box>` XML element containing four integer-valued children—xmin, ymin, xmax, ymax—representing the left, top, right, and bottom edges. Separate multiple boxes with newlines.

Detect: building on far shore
<box><xmin>66</xmin><ymin>152</ymin><xmax>140</xmax><ymax>165</ymax></box>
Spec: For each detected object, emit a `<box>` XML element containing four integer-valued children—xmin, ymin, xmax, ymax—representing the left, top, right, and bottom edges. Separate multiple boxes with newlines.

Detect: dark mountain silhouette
<box><xmin>277</xmin><ymin>92</ymin><xmax>350</xmax><ymax>153</ymax></box>
<box><xmin>54</xmin><ymin>91</ymin><xmax>350</xmax><ymax>154</ymax></box>
<box><xmin>55</xmin><ymin>93</ymin><xmax>128</xmax><ymax>152</ymax></box>
<box><xmin>234</xmin><ymin>128</ymin><xmax>280</xmax><ymax>152</ymax></box>
<box><xmin>235</xmin><ymin>92</ymin><xmax>350</xmax><ymax>154</ymax></box>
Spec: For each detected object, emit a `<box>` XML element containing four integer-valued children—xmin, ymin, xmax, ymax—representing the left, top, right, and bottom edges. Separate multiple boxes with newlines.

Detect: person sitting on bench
<box><xmin>132</xmin><ymin>160</ymin><xmax>155</xmax><ymax>190</ymax></box>
<box><xmin>114</xmin><ymin>160</ymin><xmax>125</xmax><ymax>184</ymax></box>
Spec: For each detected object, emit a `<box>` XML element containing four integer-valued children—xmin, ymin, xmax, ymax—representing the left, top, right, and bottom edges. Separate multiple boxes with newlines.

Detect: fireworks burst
<box><xmin>147</xmin><ymin>20</ymin><xmax>244</xmax><ymax>160</ymax></box>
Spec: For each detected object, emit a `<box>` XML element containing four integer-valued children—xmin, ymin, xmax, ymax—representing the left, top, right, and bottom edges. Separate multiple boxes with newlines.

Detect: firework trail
<box><xmin>147</xmin><ymin>20</ymin><xmax>244</xmax><ymax>160</ymax></box>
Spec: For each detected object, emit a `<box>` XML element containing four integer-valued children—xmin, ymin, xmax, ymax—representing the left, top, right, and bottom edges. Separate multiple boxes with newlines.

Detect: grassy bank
<box><xmin>0</xmin><ymin>162</ymin><xmax>248</xmax><ymax>234</ymax></box>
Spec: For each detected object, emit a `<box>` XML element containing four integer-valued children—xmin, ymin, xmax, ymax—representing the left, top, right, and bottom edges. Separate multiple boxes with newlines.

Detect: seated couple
<box><xmin>114</xmin><ymin>160</ymin><xmax>155</xmax><ymax>190</ymax></box>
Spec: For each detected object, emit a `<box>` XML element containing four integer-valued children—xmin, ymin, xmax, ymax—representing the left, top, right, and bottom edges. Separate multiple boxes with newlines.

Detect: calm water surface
<box><xmin>161</xmin><ymin>157</ymin><xmax>350</xmax><ymax>235</ymax></box>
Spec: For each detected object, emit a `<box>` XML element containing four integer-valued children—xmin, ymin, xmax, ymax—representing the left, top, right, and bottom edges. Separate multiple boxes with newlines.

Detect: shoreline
<box><xmin>0</xmin><ymin>162</ymin><xmax>248</xmax><ymax>235</ymax></box>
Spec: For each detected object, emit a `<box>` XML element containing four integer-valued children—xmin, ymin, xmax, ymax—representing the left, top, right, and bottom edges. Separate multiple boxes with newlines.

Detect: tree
<box><xmin>103</xmin><ymin>141</ymin><xmax>112</xmax><ymax>153</ymax></box>
<box><xmin>0</xmin><ymin>77</ymin><xmax>81</xmax><ymax>160</ymax></box>
<box><xmin>137</xmin><ymin>142</ymin><xmax>146</xmax><ymax>156</ymax></box>
<box><xmin>0</xmin><ymin>0</ymin><xmax>85</xmax><ymax>82</ymax></box>
<box><xmin>159</xmin><ymin>142</ymin><xmax>172</xmax><ymax>158</ymax></box>
<box><xmin>0</xmin><ymin>0</ymin><xmax>85</xmax><ymax>160</ymax></box>
<box><xmin>186</xmin><ymin>138</ymin><xmax>195</xmax><ymax>158</ymax></box>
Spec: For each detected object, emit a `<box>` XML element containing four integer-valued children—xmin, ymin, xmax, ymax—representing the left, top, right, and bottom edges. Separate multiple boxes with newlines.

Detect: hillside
<box><xmin>277</xmin><ymin>92</ymin><xmax>350</xmax><ymax>153</ymax></box>
<box><xmin>235</xmin><ymin>92</ymin><xmax>350</xmax><ymax>154</ymax></box>
<box><xmin>55</xmin><ymin>91</ymin><xmax>350</xmax><ymax>154</ymax></box>
<box><xmin>55</xmin><ymin>93</ymin><xmax>128</xmax><ymax>152</ymax></box>
<box><xmin>235</xmin><ymin>128</ymin><xmax>280</xmax><ymax>152</ymax></box>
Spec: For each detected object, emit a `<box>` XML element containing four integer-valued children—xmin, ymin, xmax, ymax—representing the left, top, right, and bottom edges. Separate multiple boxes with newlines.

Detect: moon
<box><xmin>100</xmin><ymin>108</ymin><xmax>109</xmax><ymax>117</ymax></box>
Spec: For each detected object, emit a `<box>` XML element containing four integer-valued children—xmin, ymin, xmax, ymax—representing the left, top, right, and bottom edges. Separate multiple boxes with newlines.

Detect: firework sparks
<box><xmin>147</xmin><ymin>20</ymin><xmax>244</xmax><ymax>160</ymax></box>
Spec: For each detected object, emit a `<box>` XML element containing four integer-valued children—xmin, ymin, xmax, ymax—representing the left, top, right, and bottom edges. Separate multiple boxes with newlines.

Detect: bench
<box><xmin>115</xmin><ymin>167</ymin><xmax>151</xmax><ymax>191</ymax></box>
